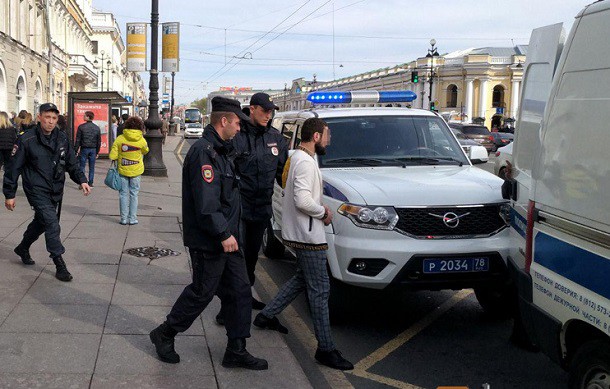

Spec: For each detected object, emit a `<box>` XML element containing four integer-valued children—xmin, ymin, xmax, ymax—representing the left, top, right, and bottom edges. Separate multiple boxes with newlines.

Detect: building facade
<box><xmin>273</xmin><ymin>46</ymin><xmax>526</xmax><ymax>129</ymax></box>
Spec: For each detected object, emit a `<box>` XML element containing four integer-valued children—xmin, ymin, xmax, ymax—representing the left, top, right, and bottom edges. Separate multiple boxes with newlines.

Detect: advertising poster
<box><xmin>73</xmin><ymin>102</ymin><xmax>110</xmax><ymax>155</ymax></box>
<box><xmin>126</xmin><ymin>23</ymin><xmax>147</xmax><ymax>72</ymax></box>
<box><xmin>162</xmin><ymin>22</ymin><xmax>180</xmax><ymax>72</ymax></box>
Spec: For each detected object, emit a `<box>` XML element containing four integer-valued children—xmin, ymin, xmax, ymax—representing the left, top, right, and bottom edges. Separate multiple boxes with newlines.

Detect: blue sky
<box><xmin>94</xmin><ymin>0</ymin><xmax>589</xmax><ymax>105</ymax></box>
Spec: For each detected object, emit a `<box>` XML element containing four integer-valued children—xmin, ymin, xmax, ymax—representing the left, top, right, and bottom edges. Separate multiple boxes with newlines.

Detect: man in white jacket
<box><xmin>253</xmin><ymin>118</ymin><xmax>353</xmax><ymax>371</ymax></box>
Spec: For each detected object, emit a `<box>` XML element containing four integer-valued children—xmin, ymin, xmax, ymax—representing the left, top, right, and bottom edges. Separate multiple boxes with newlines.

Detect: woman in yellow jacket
<box><xmin>109</xmin><ymin>116</ymin><xmax>149</xmax><ymax>225</ymax></box>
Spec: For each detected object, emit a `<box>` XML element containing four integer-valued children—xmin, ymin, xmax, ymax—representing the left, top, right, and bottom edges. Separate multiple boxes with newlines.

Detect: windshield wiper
<box><xmin>324</xmin><ymin>157</ymin><xmax>385</xmax><ymax>166</ymax></box>
<box><xmin>392</xmin><ymin>156</ymin><xmax>463</xmax><ymax>166</ymax></box>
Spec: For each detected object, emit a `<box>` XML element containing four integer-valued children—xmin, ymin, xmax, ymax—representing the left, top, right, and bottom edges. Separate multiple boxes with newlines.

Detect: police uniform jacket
<box><xmin>182</xmin><ymin>124</ymin><xmax>241</xmax><ymax>253</ymax></box>
<box><xmin>2</xmin><ymin>125</ymin><xmax>87</xmax><ymax>202</ymax></box>
<box><xmin>233</xmin><ymin>121</ymin><xmax>288</xmax><ymax>221</ymax></box>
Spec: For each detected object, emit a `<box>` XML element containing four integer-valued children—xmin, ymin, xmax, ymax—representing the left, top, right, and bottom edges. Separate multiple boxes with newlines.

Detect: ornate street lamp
<box><xmin>142</xmin><ymin>0</ymin><xmax>167</xmax><ymax>177</ymax></box>
<box><xmin>425</xmin><ymin>39</ymin><xmax>440</xmax><ymax>110</ymax></box>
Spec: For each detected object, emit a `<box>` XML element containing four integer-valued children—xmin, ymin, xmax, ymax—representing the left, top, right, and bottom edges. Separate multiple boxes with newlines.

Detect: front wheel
<box><xmin>569</xmin><ymin>340</ymin><xmax>610</xmax><ymax>389</ymax></box>
<box><xmin>474</xmin><ymin>283</ymin><xmax>515</xmax><ymax>318</ymax></box>
<box><xmin>262</xmin><ymin>223</ymin><xmax>285</xmax><ymax>259</ymax></box>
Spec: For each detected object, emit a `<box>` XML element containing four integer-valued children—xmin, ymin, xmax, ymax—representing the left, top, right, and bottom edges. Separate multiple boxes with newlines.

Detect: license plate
<box><xmin>423</xmin><ymin>257</ymin><xmax>489</xmax><ymax>273</ymax></box>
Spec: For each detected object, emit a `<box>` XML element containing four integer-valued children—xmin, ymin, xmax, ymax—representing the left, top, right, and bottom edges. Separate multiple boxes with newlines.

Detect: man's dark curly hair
<box><xmin>123</xmin><ymin>116</ymin><xmax>145</xmax><ymax>131</ymax></box>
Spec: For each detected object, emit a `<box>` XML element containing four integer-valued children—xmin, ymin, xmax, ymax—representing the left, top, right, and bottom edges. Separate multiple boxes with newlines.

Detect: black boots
<box><xmin>222</xmin><ymin>338</ymin><xmax>268</xmax><ymax>370</ymax></box>
<box><xmin>252</xmin><ymin>297</ymin><xmax>266</xmax><ymax>310</ymax></box>
<box><xmin>14</xmin><ymin>245</ymin><xmax>35</xmax><ymax>265</ymax></box>
<box><xmin>253</xmin><ymin>313</ymin><xmax>289</xmax><ymax>334</ymax></box>
<box><xmin>150</xmin><ymin>323</ymin><xmax>180</xmax><ymax>364</ymax></box>
<box><xmin>52</xmin><ymin>256</ymin><xmax>72</xmax><ymax>282</ymax></box>
<box><xmin>315</xmin><ymin>348</ymin><xmax>354</xmax><ymax>371</ymax></box>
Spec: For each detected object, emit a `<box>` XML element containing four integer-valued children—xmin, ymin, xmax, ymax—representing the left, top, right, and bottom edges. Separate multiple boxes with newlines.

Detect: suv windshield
<box><xmin>318</xmin><ymin>116</ymin><xmax>469</xmax><ymax>168</ymax></box>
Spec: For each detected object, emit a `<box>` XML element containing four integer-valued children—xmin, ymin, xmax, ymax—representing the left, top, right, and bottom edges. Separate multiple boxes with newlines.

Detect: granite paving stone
<box><xmin>0</xmin><ymin>303</ymin><xmax>108</xmax><ymax>334</ymax></box>
<box><xmin>104</xmin><ymin>305</ymin><xmax>204</xmax><ymax>336</ymax></box>
<box><xmin>0</xmin><ymin>373</ymin><xmax>91</xmax><ymax>388</ymax></box>
<box><xmin>22</xmin><ymin>279</ymin><xmax>115</xmax><ymax>305</ymax></box>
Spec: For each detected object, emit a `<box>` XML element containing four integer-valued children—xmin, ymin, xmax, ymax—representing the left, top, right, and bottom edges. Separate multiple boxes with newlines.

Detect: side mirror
<box><xmin>468</xmin><ymin>145</ymin><xmax>488</xmax><ymax>164</ymax></box>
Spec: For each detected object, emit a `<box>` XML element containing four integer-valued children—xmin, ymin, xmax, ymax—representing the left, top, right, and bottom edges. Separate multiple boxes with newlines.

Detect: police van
<box><xmin>508</xmin><ymin>1</ymin><xmax>610</xmax><ymax>387</ymax></box>
<box><xmin>263</xmin><ymin>90</ymin><xmax>513</xmax><ymax>315</ymax></box>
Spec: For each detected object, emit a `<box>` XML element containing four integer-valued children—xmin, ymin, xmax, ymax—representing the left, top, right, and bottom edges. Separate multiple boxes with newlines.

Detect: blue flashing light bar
<box><xmin>307</xmin><ymin>90</ymin><xmax>417</xmax><ymax>105</ymax></box>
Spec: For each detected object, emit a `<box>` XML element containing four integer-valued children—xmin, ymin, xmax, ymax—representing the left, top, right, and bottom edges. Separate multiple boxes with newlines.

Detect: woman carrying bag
<box><xmin>109</xmin><ymin>116</ymin><xmax>149</xmax><ymax>225</ymax></box>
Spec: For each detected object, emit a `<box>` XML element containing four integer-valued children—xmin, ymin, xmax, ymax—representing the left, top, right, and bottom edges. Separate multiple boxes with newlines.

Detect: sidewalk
<box><xmin>0</xmin><ymin>135</ymin><xmax>311</xmax><ymax>388</ymax></box>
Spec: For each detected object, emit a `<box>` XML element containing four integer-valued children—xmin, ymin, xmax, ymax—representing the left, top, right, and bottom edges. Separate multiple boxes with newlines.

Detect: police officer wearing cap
<box><xmin>3</xmin><ymin>103</ymin><xmax>91</xmax><ymax>281</ymax></box>
<box><xmin>150</xmin><ymin>96</ymin><xmax>268</xmax><ymax>370</ymax></box>
<box><xmin>216</xmin><ymin>92</ymin><xmax>288</xmax><ymax>324</ymax></box>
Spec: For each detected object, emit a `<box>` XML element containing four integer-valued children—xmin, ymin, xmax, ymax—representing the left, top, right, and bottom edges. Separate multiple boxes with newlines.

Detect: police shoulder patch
<box><xmin>11</xmin><ymin>144</ymin><xmax>18</xmax><ymax>157</ymax></box>
<box><xmin>201</xmin><ymin>164</ymin><xmax>214</xmax><ymax>183</ymax></box>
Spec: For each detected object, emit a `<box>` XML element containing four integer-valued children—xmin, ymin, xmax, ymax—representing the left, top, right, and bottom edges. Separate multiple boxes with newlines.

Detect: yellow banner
<box><xmin>162</xmin><ymin>22</ymin><xmax>180</xmax><ymax>72</ymax></box>
<box><xmin>126</xmin><ymin>23</ymin><xmax>147</xmax><ymax>72</ymax></box>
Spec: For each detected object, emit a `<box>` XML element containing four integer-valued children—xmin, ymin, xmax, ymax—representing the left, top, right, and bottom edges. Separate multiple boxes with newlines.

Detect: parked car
<box><xmin>450</xmin><ymin>127</ymin><xmax>489</xmax><ymax>163</ymax></box>
<box><xmin>171</xmin><ymin>116</ymin><xmax>185</xmax><ymax>131</ymax></box>
<box><xmin>490</xmin><ymin>132</ymin><xmax>514</xmax><ymax>152</ymax></box>
<box><xmin>183</xmin><ymin>123</ymin><xmax>203</xmax><ymax>138</ymax></box>
<box><xmin>264</xmin><ymin>94</ymin><xmax>512</xmax><ymax>318</ymax></box>
<box><xmin>448</xmin><ymin>123</ymin><xmax>494</xmax><ymax>152</ymax></box>
<box><xmin>493</xmin><ymin>142</ymin><xmax>512</xmax><ymax>179</ymax></box>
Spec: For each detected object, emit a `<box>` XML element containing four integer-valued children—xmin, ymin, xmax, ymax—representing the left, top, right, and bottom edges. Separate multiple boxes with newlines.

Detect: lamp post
<box><xmin>93</xmin><ymin>50</ymin><xmax>109</xmax><ymax>92</ymax></box>
<box><xmin>142</xmin><ymin>0</ymin><xmax>167</xmax><ymax>177</ymax></box>
<box><xmin>169</xmin><ymin>71</ymin><xmax>175</xmax><ymax>123</ymax></box>
<box><xmin>425</xmin><ymin>39</ymin><xmax>439</xmax><ymax>110</ymax></box>
<box><xmin>105</xmin><ymin>60</ymin><xmax>112</xmax><ymax>91</ymax></box>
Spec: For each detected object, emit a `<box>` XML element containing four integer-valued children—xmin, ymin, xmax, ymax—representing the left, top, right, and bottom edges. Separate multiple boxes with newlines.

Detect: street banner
<box><xmin>126</xmin><ymin>23</ymin><xmax>147</xmax><ymax>72</ymax></box>
<box><xmin>73</xmin><ymin>102</ymin><xmax>111</xmax><ymax>155</ymax></box>
<box><xmin>162</xmin><ymin>22</ymin><xmax>180</xmax><ymax>72</ymax></box>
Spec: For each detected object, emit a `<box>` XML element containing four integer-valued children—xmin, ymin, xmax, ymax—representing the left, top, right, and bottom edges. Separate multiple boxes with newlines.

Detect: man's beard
<box><xmin>314</xmin><ymin>142</ymin><xmax>326</xmax><ymax>155</ymax></box>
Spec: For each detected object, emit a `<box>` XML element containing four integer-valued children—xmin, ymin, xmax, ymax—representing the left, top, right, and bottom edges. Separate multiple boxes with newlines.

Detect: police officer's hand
<box><xmin>221</xmin><ymin>235</ymin><xmax>239</xmax><ymax>253</ymax></box>
<box><xmin>5</xmin><ymin>199</ymin><xmax>15</xmax><ymax>211</ymax></box>
<box><xmin>322</xmin><ymin>205</ymin><xmax>333</xmax><ymax>226</ymax></box>
<box><xmin>80</xmin><ymin>183</ymin><xmax>92</xmax><ymax>196</ymax></box>
<box><xmin>95</xmin><ymin>154</ymin><xmax>99</xmax><ymax>160</ymax></box>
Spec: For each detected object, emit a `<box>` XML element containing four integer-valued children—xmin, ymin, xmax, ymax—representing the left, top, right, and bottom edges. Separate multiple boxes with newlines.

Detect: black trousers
<box><xmin>0</xmin><ymin>149</ymin><xmax>11</xmax><ymax>170</ymax></box>
<box><xmin>242</xmin><ymin>219</ymin><xmax>268</xmax><ymax>286</ymax></box>
<box><xmin>166</xmin><ymin>248</ymin><xmax>252</xmax><ymax>339</ymax></box>
<box><xmin>21</xmin><ymin>193</ymin><xmax>64</xmax><ymax>258</ymax></box>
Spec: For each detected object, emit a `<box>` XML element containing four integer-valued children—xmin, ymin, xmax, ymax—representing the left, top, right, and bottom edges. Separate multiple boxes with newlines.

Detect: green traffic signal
<box><xmin>411</xmin><ymin>71</ymin><xmax>419</xmax><ymax>83</ymax></box>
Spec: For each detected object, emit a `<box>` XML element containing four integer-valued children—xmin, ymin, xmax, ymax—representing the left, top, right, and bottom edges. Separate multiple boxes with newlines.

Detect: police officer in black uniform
<box><xmin>216</xmin><ymin>93</ymin><xmax>288</xmax><ymax>325</ymax></box>
<box><xmin>149</xmin><ymin>97</ymin><xmax>268</xmax><ymax>370</ymax></box>
<box><xmin>3</xmin><ymin>103</ymin><xmax>91</xmax><ymax>281</ymax></box>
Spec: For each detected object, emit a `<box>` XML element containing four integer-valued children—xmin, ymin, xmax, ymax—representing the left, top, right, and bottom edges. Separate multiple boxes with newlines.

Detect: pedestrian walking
<box><xmin>253</xmin><ymin>118</ymin><xmax>353</xmax><ymax>371</ymax></box>
<box><xmin>75</xmin><ymin>111</ymin><xmax>101</xmax><ymax>187</ymax></box>
<box><xmin>3</xmin><ymin>103</ymin><xmax>91</xmax><ymax>281</ymax></box>
<box><xmin>150</xmin><ymin>96</ymin><xmax>268</xmax><ymax>370</ymax></box>
<box><xmin>116</xmin><ymin>113</ymin><xmax>129</xmax><ymax>137</ymax></box>
<box><xmin>18</xmin><ymin>112</ymin><xmax>36</xmax><ymax>134</ymax></box>
<box><xmin>215</xmin><ymin>93</ymin><xmax>288</xmax><ymax>325</ymax></box>
<box><xmin>0</xmin><ymin>111</ymin><xmax>17</xmax><ymax>171</ymax></box>
<box><xmin>161</xmin><ymin>116</ymin><xmax>169</xmax><ymax>144</ymax></box>
<box><xmin>108</xmin><ymin>116</ymin><xmax>149</xmax><ymax>225</ymax></box>
<box><xmin>111</xmin><ymin>115</ymin><xmax>118</xmax><ymax>142</ymax></box>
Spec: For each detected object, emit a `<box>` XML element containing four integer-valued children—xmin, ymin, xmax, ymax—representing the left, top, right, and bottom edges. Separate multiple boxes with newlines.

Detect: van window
<box><xmin>281</xmin><ymin>123</ymin><xmax>298</xmax><ymax>149</ymax></box>
<box><xmin>514</xmin><ymin>63</ymin><xmax>553</xmax><ymax>177</ymax></box>
<box><xmin>536</xmin><ymin>67</ymin><xmax>610</xmax><ymax>225</ymax></box>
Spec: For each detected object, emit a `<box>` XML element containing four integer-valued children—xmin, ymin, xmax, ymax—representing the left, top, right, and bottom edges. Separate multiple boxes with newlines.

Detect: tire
<box><xmin>262</xmin><ymin>223</ymin><xmax>285</xmax><ymax>259</ymax></box>
<box><xmin>474</xmin><ymin>283</ymin><xmax>516</xmax><ymax>318</ymax></box>
<box><xmin>569</xmin><ymin>340</ymin><xmax>610</xmax><ymax>389</ymax></box>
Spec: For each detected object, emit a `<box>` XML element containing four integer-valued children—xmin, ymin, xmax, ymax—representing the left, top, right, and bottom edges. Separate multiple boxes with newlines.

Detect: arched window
<box><xmin>16</xmin><ymin>75</ymin><xmax>27</xmax><ymax>112</ymax></box>
<box><xmin>34</xmin><ymin>79</ymin><xmax>42</xmax><ymax>114</ymax></box>
<box><xmin>446</xmin><ymin>84</ymin><xmax>458</xmax><ymax>108</ymax></box>
<box><xmin>492</xmin><ymin>85</ymin><xmax>505</xmax><ymax>108</ymax></box>
<box><xmin>0</xmin><ymin>61</ymin><xmax>7</xmax><ymax>112</ymax></box>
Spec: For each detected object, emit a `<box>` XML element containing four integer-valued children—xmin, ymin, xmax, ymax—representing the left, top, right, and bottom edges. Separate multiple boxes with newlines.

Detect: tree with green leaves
<box><xmin>191</xmin><ymin>97</ymin><xmax>207</xmax><ymax>114</ymax></box>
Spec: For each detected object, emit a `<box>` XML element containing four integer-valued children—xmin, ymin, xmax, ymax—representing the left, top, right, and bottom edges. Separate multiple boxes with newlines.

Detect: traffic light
<box><xmin>411</xmin><ymin>71</ymin><xmax>419</xmax><ymax>83</ymax></box>
<box><xmin>430</xmin><ymin>101</ymin><xmax>436</xmax><ymax>111</ymax></box>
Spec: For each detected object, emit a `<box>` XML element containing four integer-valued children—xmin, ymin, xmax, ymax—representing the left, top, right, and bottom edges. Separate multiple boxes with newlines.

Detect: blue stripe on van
<box><xmin>510</xmin><ymin>208</ymin><xmax>527</xmax><ymax>238</ymax></box>
<box><xmin>534</xmin><ymin>232</ymin><xmax>610</xmax><ymax>300</ymax></box>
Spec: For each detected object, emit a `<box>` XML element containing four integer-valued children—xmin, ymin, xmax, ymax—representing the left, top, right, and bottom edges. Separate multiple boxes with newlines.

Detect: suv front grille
<box><xmin>394</xmin><ymin>205</ymin><xmax>507</xmax><ymax>238</ymax></box>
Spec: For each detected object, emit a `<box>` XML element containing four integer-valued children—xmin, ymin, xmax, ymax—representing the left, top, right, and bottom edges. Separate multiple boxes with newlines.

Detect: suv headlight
<box><xmin>499</xmin><ymin>203</ymin><xmax>510</xmax><ymax>225</ymax></box>
<box><xmin>338</xmin><ymin>204</ymin><xmax>398</xmax><ymax>230</ymax></box>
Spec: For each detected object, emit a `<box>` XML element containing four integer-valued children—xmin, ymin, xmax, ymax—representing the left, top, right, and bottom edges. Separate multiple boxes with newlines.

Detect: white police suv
<box><xmin>263</xmin><ymin>90</ymin><xmax>512</xmax><ymax>315</ymax></box>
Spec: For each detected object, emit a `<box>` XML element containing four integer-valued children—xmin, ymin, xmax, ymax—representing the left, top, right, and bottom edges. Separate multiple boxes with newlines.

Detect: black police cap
<box><xmin>39</xmin><ymin>103</ymin><xmax>60</xmax><ymax>114</ymax></box>
<box><xmin>211</xmin><ymin>96</ymin><xmax>250</xmax><ymax>121</ymax></box>
<box><xmin>249</xmin><ymin>92</ymin><xmax>279</xmax><ymax>110</ymax></box>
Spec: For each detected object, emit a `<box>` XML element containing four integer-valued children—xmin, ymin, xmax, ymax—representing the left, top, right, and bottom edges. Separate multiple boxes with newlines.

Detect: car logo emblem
<box><xmin>428</xmin><ymin>212</ymin><xmax>470</xmax><ymax>228</ymax></box>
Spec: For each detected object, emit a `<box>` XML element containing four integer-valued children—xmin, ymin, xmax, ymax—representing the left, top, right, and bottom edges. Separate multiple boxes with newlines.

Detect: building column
<box><xmin>479</xmin><ymin>79</ymin><xmax>489</xmax><ymax>118</ymax></box>
<box><xmin>465</xmin><ymin>79</ymin><xmax>474</xmax><ymax>122</ymax></box>
<box><xmin>511</xmin><ymin>80</ymin><xmax>520</xmax><ymax>118</ymax></box>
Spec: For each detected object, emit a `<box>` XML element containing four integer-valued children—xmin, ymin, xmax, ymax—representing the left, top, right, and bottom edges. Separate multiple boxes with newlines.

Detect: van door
<box><xmin>510</xmin><ymin>23</ymin><xmax>565</xmax><ymax>270</ymax></box>
<box><xmin>271</xmin><ymin>121</ymin><xmax>299</xmax><ymax>231</ymax></box>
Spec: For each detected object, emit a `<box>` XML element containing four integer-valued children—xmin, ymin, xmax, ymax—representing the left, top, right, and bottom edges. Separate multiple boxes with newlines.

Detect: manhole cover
<box><xmin>124</xmin><ymin>247</ymin><xmax>181</xmax><ymax>260</ymax></box>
